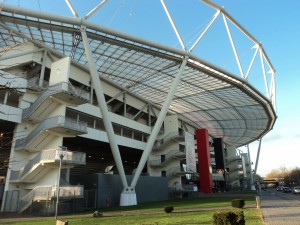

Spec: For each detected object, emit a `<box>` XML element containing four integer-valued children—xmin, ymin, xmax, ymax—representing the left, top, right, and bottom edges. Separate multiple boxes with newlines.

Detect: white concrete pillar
<box><xmin>128</xmin><ymin>56</ymin><xmax>189</xmax><ymax>203</ymax></box>
<box><xmin>80</xmin><ymin>26</ymin><xmax>129</xmax><ymax>191</ymax></box>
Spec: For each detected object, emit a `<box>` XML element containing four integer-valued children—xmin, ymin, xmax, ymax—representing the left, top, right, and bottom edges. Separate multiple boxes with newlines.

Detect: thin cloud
<box><xmin>263</xmin><ymin>133</ymin><xmax>282</xmax><ymax>142</ymax></box>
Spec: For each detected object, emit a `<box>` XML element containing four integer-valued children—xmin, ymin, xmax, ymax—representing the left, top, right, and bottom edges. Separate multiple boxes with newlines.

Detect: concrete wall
<box><xmin>49</xmin><ymin>57</ymin><xmax>70</xmax><ymax>85</ymax></box>
<box><xmin>71</xmin><ymin>173</ymin><xmax>169</xmax><ymax>208</ymax></box>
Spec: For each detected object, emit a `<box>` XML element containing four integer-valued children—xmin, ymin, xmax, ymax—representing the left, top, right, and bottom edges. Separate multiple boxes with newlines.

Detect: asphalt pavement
<box><xmin>261</xmin><ymin>189</ymin><xmax>300</xmax><ymax>225</ymax></box>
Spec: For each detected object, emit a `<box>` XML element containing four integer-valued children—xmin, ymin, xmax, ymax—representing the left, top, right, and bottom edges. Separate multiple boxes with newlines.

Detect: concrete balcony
<box><xmin>15</xmin><ymin>116</ymin><xmax>87</xmax><ymax>151</ymax></box>
<box><xmin>0</xmin><ymin>104</ymin><xmax>22</xmax><ymax>123</ymax></box>
<box><xmin>228</xmin><ymin>164</ymin><xmax>243</xmax><ymax>173</ymax></box>
<box><xmin>153</xmin><ymin>131</ymin><xmax>185</xmax><ymax>151</ymax></box>
<box><xmin>226</xmin><ymin>156</ymin><xmax>242</xmax><ymax>165</ymax></box>
<box><xmin>10</xmin><ymin>149</ymin><xmax>86</xmax><ymax>183</ymax></box>
<box><xmin>149</xmin><ymin>149</ymin><xmax>185</xmax><ymax>168</ymax></box>
<box><xmin>23</xmin><ymin>81</ymin><xmax>90</xmax><ymax>122</ymax></box>
<box><xmin>166</xmin><ymin>167</ymin><xmax>195</xmax><ymax>179</ymax></box>
<box><xmin>228</xmin><ymin>172</ymin><xmax>244</xmax><ymax>182</ymax></box>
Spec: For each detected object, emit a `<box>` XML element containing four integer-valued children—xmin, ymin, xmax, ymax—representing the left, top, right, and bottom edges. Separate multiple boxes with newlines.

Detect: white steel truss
<box><xmin>0</xmin><ymin>0</ymin><xmax>277</xmax><ymax>206</ymax></box>
<box><xmin>200</xmin><ymin>0</ymin><xmax>276</xmax><ymax>110</ymax></box>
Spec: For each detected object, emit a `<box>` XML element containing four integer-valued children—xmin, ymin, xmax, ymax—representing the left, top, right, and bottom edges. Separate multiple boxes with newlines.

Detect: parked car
<box><xmin>283</xmin><ymin>187</ymin><xmax>292</xmax><ymax>193</ymax></box>
<box><xmin>292</xmin><ymin>186</ymin><xmax>300</xmax><ymax>194</ymax></box>
<box><xmin>276</xmin><ymin>186</ymin><xmax>283</xmax><ymax>191</ymax></box>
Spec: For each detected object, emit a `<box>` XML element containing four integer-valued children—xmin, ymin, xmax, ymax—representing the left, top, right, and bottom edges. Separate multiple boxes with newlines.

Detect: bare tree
<box><xmin>265</xmin><ymin>167</ymin><xmax>289</xmax><ymax>180</ymax></box>
<box><xmin>284</xmin><ymin>168</ymin><xmax>300</xmax><ymax>187</ymax></box>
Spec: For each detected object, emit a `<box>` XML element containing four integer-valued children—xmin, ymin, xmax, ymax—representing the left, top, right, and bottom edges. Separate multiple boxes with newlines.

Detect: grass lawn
<box><xmin>0</xmin><ymin>195</ymin><xmax>263</xmax><ymax>225</ymax></box>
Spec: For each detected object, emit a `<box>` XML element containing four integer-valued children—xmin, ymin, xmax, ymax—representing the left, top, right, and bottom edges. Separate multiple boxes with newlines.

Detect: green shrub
<box><xmin>164</xmin><ymin>206</ymin><xmax>174</xmax><ymax>213</ymax></box>
<box><xmin>212</xmin><ymin>210</ymin><xmax>245</xmax><ymax>225</ymax></box>
<box><xmin>231</xmin><ymin>199</ymin><xmax>245</xmax><ymax>208</ymax></box>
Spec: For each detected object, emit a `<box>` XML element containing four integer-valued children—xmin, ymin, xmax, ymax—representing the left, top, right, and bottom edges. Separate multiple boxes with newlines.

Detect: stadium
<box><xmin>0</xmin><ymin>0</ymin><xmax>276</xmax><ymax>215</ymax></box>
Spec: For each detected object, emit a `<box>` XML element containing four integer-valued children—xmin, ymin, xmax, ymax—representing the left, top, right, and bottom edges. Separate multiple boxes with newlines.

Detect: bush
<box><xmin>164</xmin><ymin>206</ymin><xmax>174</xmax><ymax>213</ymax></box>
<box><xmin>231</xmin><ymin>199</ymin><xmax>245</xmax><ymax>208</ymax></box>
<box><xmin>212</xmin><ymin>210</ymin><xmax>245</xmax><ymax>225</ymax></box>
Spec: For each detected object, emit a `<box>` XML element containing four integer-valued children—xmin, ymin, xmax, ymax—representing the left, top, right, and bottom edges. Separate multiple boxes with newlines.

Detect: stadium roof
<box><xmin>0</xmin><ymin>4</ymin><xmax>276</xmax><ymax>147</ymax></box>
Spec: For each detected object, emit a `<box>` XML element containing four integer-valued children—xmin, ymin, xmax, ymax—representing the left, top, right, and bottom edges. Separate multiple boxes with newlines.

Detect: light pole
<box><xmin>55</xmin><ymin>146</ymin><xmax>67</xmax><ymax>220</ymax></box>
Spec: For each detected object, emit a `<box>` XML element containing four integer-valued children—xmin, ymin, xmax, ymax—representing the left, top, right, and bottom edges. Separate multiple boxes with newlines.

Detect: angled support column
<box><xmin>80</xmin><ymin>26</ymin><xmax>129</xmax><ymax>194</ymax></box>
<box><xmin>254</xmin><ymin>138</ymin><xmax>263</xmax><ymax>180</ymax></box>
<box><xmin>128</xmin><ymin>56</ymin><xmax>189</xmax><ymax>204</ymax></box>
<box><xmin>247</xmin><ymin>145</ymin><xmax>256</xmax><ymax>190</ymax></box>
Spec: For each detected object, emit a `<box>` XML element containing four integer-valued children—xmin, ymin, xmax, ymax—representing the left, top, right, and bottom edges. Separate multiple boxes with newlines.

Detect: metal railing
<box><xmin>228</xmin><ymin>166</ymin><xmax>243</xmax><ymax>173</ymax></box>
<box><xmin>15</xmin><ymin>116</ymin><xmax>87</xmax><ymax>149</ymax></box>
<box><xmin>27</xmin><ymin>77</ymin><xmax>48</xmax><ymax>91</ymax></box>
<box><xmin>228</xmin><ymin>173</ymin><xmax>243</xmax><ymax>182</ymax></box>
<box><xmin>226</xmin><ymin>156</ymin><xmax>242</xmax><ymax>165</ymax></box>
<box><xmin>10</xmin><ymin>149</ymin><xmax>86</xmax><ymax>182</ymax></box>
<box><xmin>51</xmin><ymin>185</ymin><xmax>84</xmax><ymax>199</ymax></box>
<box><xmin>18</xmin><ymin>185</ymin><xmax>84</xmax><ymax>213</ymax></box>
<box><xmin>150</xmin><ymin>149</ymin><xmax>185</xmax><ymax>167</ymax></box>
<box><xmin>18</xmin><ymin>187</ymin><xmax>37</xmax><ymax>213</ymax></box>
<box><xmin>170</xmin><ymin>184</ymin><xmax>198</xmax><ymax>192</ymax></box>
<box><xmin>61</xmin><ymin>150</ymin><xmax>86</xmax><ymax>164</ymax></box>
<box><xmin>67</xmin><ymin>81</ymin><xmax>90</xmax><ymax>101</ymax></box>
<box><xmin>153</xmin><ymin>131</ymin><xmax>185</xmax><ymax>151</ymax></box>
<box><xmin>27</xmin><ymin>77</ymin><xmax>39</xmax><ymax>88</ymax></box>
<box><xmin>23</xmin><ymin>81</ymin><xmax>90</xmax><ymax>120</ymax></box>
<box><xmin>166</xmin><ymin>167</ymin><xmax>195</xmax><ymax>179</ymax></box>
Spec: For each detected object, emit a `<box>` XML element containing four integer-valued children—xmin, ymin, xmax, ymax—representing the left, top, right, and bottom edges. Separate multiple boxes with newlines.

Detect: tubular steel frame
<box><xmin>0</xmin><ymin>0</ymin><xmax>277</xmax><ymax>206</ymax></box>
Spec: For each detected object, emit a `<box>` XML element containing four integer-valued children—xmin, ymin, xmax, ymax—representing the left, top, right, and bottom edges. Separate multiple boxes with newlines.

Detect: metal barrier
<box><xmin>153</xmin><ymin>131</ymin><xmax>184</xmax><ymax>151</ymax></box>
<box><xmin>18</xmin><ymin>185</ymin><xmax>84</xmax><ymax>213</ymax></box>
<box><xmin>23</xmin><ymin>81</ymin><xmax>90</xmax><ymax>120</ymax></box>
<box><xmin>10</xmin><ymin>149</ymin><xmax>86</xmax><ymax>181</ymax></box>
<box><xmin>15</xmin><ymin>116</ymin><xmax>87</xmax><ymax>149</ymax></box>
<box><xmin>149</xmin><ymin>149</ymin><xmax>185</xmax><ymax>167</ymax></box>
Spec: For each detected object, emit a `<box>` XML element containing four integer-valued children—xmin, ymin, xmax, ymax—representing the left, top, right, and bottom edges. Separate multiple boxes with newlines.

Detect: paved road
<box><xmin>261</xmin><ymin>189</ymin><xmax>300</xmax><ymax>225</ymax></box>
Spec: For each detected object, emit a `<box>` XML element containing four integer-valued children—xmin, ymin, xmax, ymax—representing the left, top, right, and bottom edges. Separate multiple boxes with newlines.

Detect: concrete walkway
<box><xmin>261</xmin><ymin>189</ymin><xmax>300</xmax><ymax>225</ymax></box>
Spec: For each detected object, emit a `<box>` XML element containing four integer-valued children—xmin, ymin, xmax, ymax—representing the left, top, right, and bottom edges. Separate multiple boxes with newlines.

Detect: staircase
<box><xmin>15</xmin><ymin>116</ymin><xmax>87</xmax><ymax>151</ymax></box>
<box><xmin>26</xmin><ymin>77</ymin><xmax>48</xmax><ymax>92</ymax></box>
<box><xmin>18</xmin><ymin>185</ymin><xmax>84</xmax><ymax>213</ymax></box>
<box><xmin>153</xmin><ymin>131</ymin><xmax>185</xmax><ymax>151</ymax></box>
<box><xmin>10</xmin><ymin>149</ymin><xmax>86</xmax><ymax>183</ymax></box>
<box><xmin>149</xmin><ymin>149</ymin><xmax>185</xmax><ymax>168</ymax></box>
<box><xmin>226</xmin><ymin>156</ymin><xmax>242</xmax><ymax>165</ymax></box>
<box><xmin>166</xmin><ymin>167</ymin><xmax>195</xmax><ymax>179</ymax></box>
<box><xmin>23</xmin><ymin>81</ymin><xmax>90</xmax><ymax>122</ymax></box>
<box><xmin>228</xmin><ymin>173</ymin><xmax>243</xmax><ymax>183</ymax></box>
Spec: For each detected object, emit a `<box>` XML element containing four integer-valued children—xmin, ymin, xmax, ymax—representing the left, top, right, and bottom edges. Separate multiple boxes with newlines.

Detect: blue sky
<box><xmin>217</xmin><ymin>1</ymin><xmax>300</xmax><ymax>176</ymax></box>
<box><xmin>2</xmin><ymin>0</ymin><xmax>300</xmax><ymax>176</ymax></box>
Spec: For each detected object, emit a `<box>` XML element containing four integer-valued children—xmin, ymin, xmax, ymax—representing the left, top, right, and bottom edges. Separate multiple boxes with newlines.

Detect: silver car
<box><xmin>292</xmin><ymin>186</ymin><xmax>300</xmax><ymax>194</ymax></box>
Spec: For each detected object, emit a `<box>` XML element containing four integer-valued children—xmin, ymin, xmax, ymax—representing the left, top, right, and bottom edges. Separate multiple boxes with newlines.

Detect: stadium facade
<box><xmin>0</xmin><ymin>1</ymin><xmax>276</xmax><ymax>214</ymax></box>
